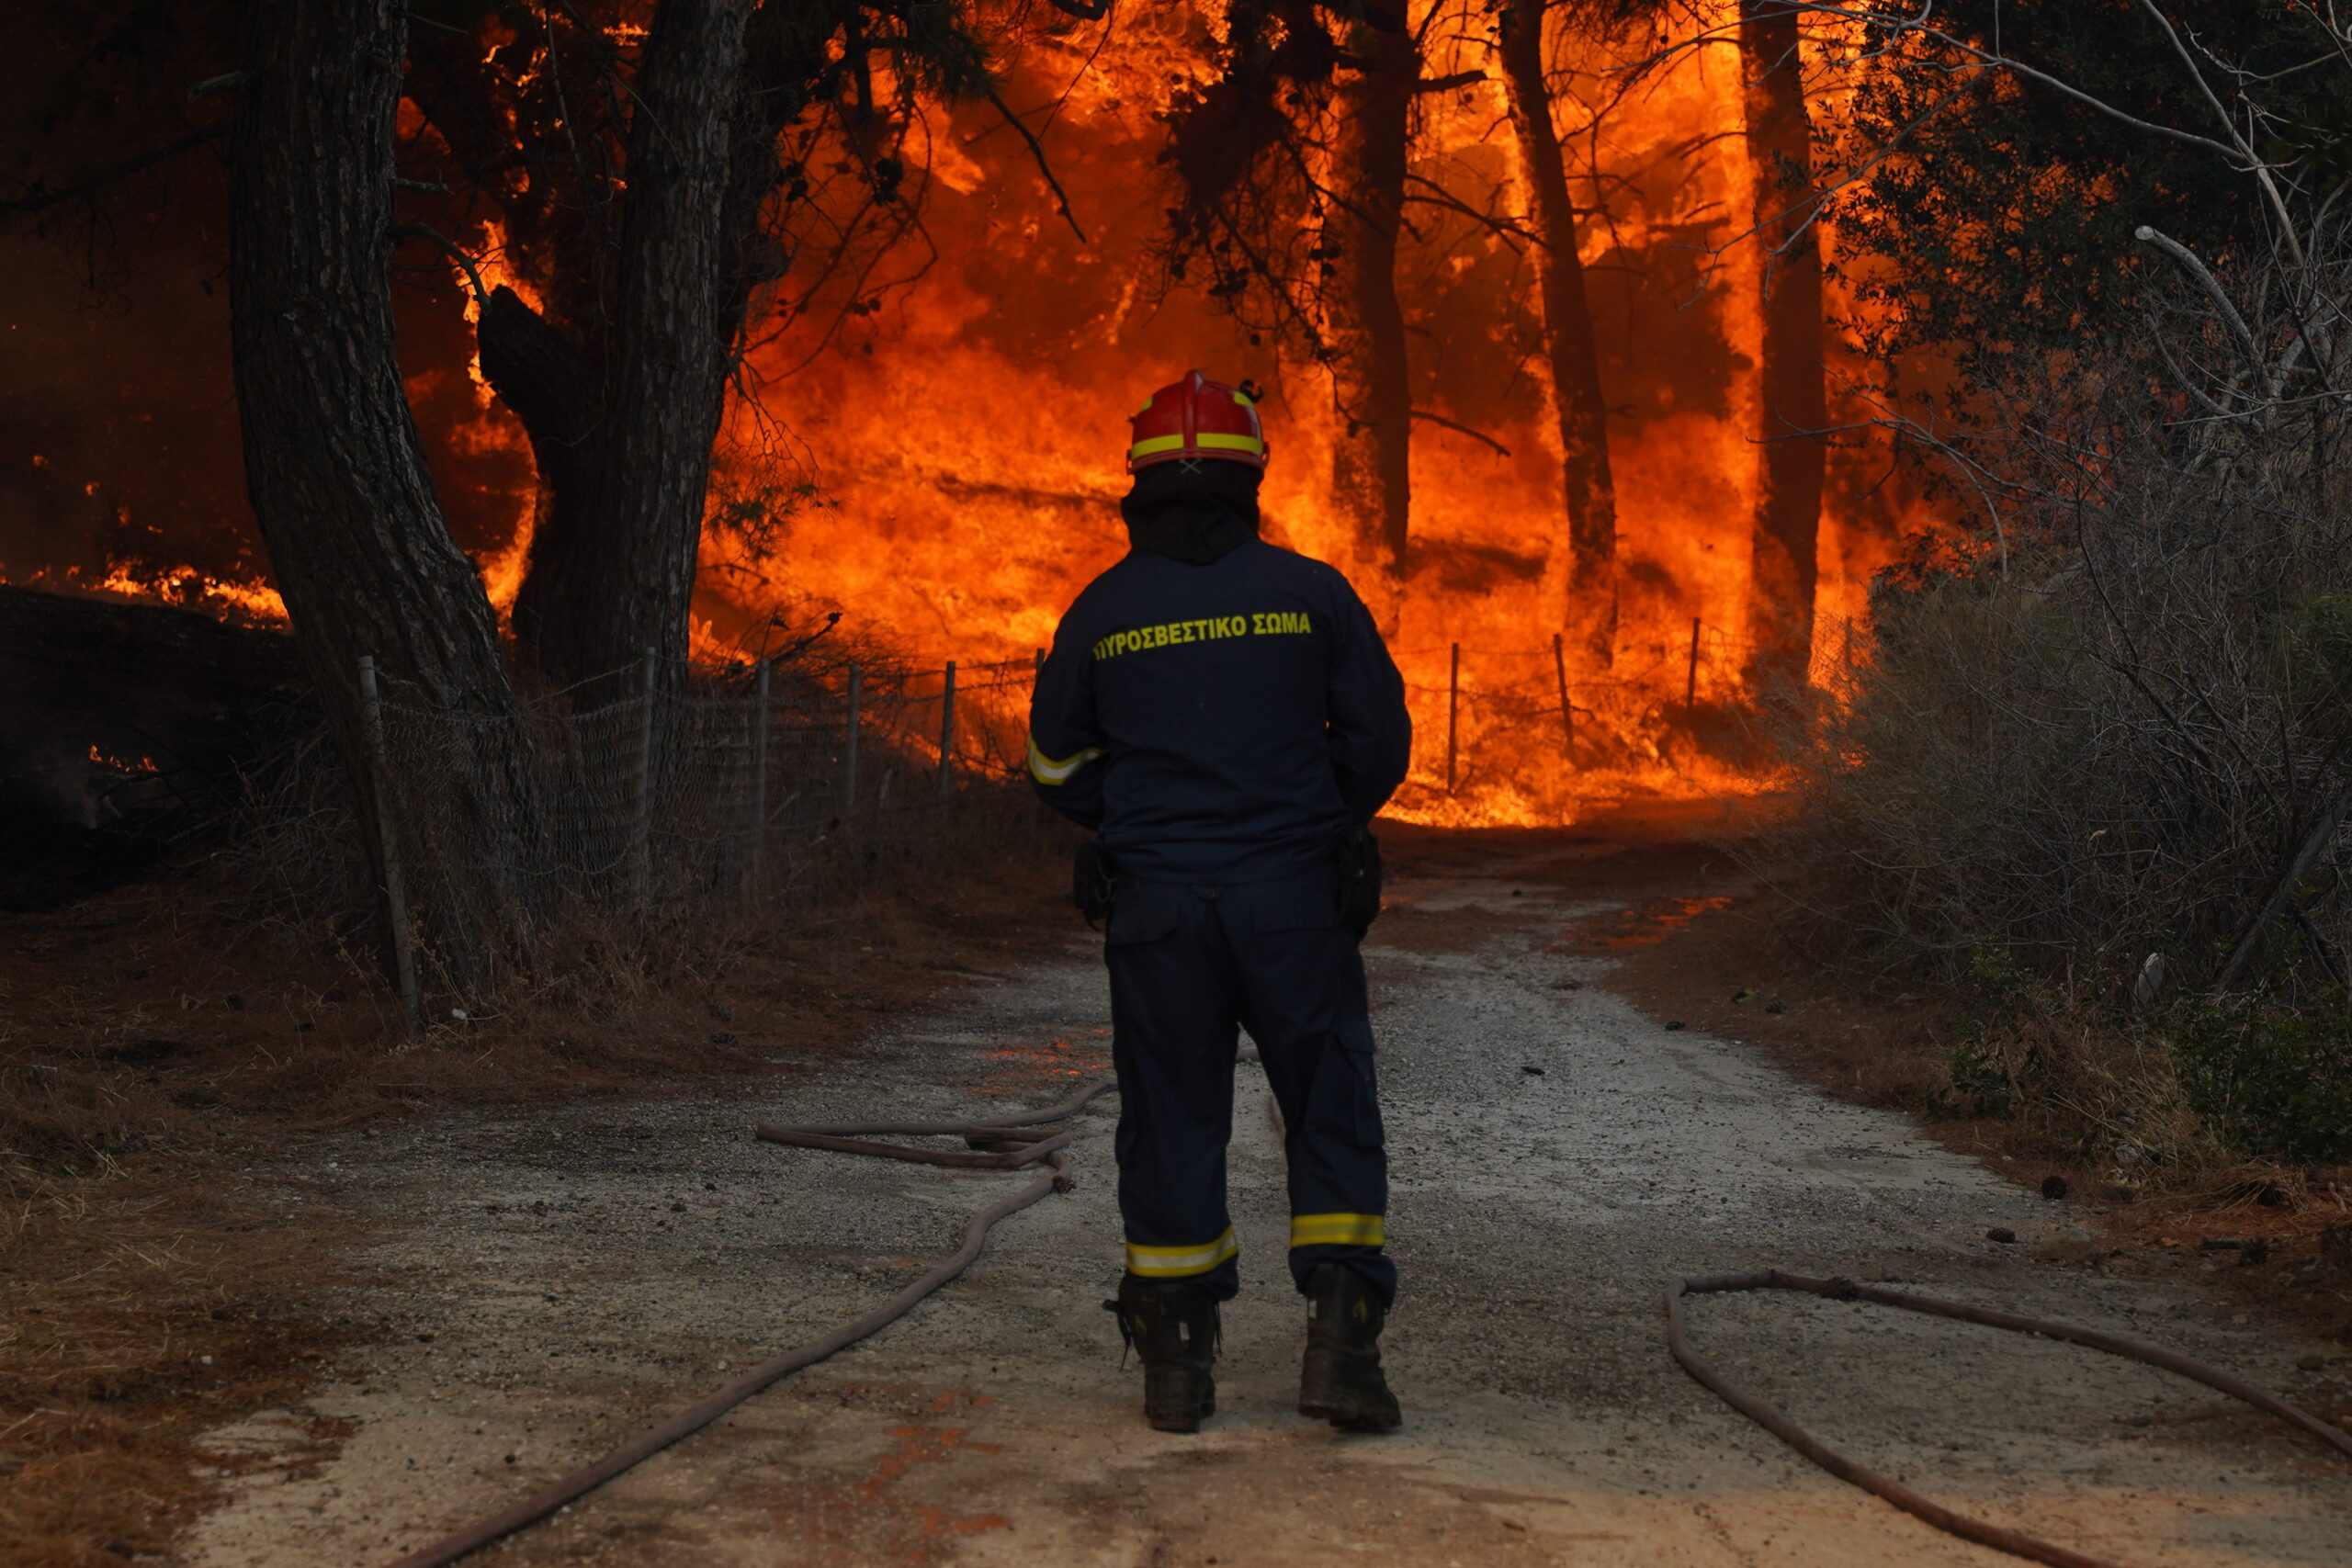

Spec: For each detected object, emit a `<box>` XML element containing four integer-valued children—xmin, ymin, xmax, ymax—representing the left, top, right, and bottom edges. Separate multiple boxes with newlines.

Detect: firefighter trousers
<box><xmin>1102</xmin><ymin>870</ymin><xmax>1394</xmax><ymax>1305</ymax></box>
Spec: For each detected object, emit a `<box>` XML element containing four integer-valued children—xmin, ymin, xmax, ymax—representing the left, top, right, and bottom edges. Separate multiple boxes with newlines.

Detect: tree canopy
<box><xmin>1827</xmin><ymin>0</ymin><xmax>2349</xmax><ymax>370</ymax></box>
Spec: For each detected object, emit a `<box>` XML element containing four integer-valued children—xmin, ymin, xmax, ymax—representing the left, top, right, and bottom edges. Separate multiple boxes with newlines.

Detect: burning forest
<box><xmin>9</xmin><ymin>6</ymin><xmax>2352</xmax><ymax>1564</ymax></box>
<box><xmin>7</xmin><ymin>1</ymin><xmax>1931</xmax><ymax>831</ymax></box>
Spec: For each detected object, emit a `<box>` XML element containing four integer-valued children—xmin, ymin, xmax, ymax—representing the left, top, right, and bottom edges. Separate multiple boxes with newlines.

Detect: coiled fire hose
<box><xmin>378</xmin><ymin>1078</ymin><xmax>1116</xmax><ymax>1568</ymax></box>
<box><xmin>376</xmin><ymin>1067</ymin><xmax>2349</xmax><ymax>1568</ymax></box>
<box><xmin>1668</xmin><ymin>1269</ymin><xmax>2352</xmax><ymax>1568</ymax></box>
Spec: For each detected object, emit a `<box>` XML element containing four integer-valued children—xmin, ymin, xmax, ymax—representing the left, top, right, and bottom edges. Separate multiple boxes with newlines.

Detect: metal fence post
<box><xmin>843</xmin><ymin>660</ymin><xmax>862</xmax><ymax>810</ymax></box>
<box><xmin>1685</xmin><ymin>617</ymin><xmax>1702</xmax><ymax>714</ymax></box>
<box><xmin>356</xmin><ymin>656</ymin><xmax>423</xmax><ymax>1036</ymax></box>
<box><xmin>747</xmin><ymin>657</ymin><xmax>771</xmax><ymax>894</ymax></box>
<box><xmin>937</xmin><ymin>659</ymin><xmax>957</xmax><ymax>798</ymax></box>
<box><xmin>631</xmin><ymin>647</ymin><xmax>657</xmax><ymax>906</ymax></box>
<box><xmin>1445</xmin><ymin>642</ymin><xmax>1461</xmax><ymax>795</ymax></box>
<box><xmin>1552</xmin><ymin>632</ymin><xmax>1574</xmax><ymax>759</ymax></box>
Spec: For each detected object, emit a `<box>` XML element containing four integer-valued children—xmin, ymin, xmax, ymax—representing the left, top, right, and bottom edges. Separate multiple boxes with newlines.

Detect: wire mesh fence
<box><xmin>351</xmin><ymin>616</ymin><xmax>1833</xmax><ymax>1012</ymax></box>
<box><xmin>360</xmin><ymin>620</ymin><xmax>1804</xmax><ymax>902</ymax></box>
<box><xmin>359</xmin><ymin>647</ymin><xmax>1049</xmax><ymax>1016</ymax></box>
<box><xmin>1379</xmin><ymin>616</ymin><xmax>1824</xmax><ymax>807</ymax></box>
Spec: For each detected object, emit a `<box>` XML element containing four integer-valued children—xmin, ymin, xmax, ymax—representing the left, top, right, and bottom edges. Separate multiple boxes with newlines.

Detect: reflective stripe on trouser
<box><xmin>1290</xmin><ymin>1213</ymin><xmax>1384</xmax><ymax>1248</ymax></box>
<box><xmin>1104</xmin><ymin>870</ymin><xmax>1393</xmax><ymax>1305</ymax></box>
<box><xmin>1125</xmin><ymin>1228</ymin><xmax>1239</xmax><ymax>1278</ymax></box>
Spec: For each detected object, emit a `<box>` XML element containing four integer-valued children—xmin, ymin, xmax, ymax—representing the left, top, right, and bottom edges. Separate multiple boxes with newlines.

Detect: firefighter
<box><xmin>1026</xmin><ymin>370</ymin><xmax>1413</xmax><ymax>1434</ymax></box>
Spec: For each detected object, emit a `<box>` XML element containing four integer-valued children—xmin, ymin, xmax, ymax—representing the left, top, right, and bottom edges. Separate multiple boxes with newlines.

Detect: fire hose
<box><xmin>1668</xmin><ymin>1270</ymin><xmax>2352</xmax><ymax>1568</ymax></box>
<box><xmin>377</xmin><ymin>1078</ymin><xmax>1116</xmax><ymax>1568</ymax></box>
<box><xmin>375</xmin><ymin>1069</ymin><xmax>2348</xmax><ymax>1568</ymax></box>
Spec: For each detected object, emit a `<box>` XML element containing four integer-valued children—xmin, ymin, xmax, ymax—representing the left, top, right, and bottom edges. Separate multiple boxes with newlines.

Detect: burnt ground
<box><xmin>175</xmin><ymin>806</ymin><xmax>2350</xmax><ymax>1568</ymax></box>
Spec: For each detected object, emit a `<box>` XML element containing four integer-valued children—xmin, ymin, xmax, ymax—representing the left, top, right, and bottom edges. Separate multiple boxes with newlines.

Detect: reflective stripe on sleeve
<box><xmin>1026</xmin><ymin>733</ymin><xmax>1104</xmax><ymax>785</ymax></box>
<box><xmin>1288</xmin><ymin>1213</ymin><xmax>1385</xmax><ymax>1249</ymax></box>
<box><xmin>1125</xmin><ymin>1228</ymin><xmax>1239</xmax><ymax>1278</ymax></box>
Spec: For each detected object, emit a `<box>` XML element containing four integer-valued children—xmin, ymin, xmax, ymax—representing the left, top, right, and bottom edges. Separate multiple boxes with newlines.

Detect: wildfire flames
<box><xmin>6</xmin><ymin>3</ymin><xmax>1932</xmax><ymax>826</ymax></box>
<box><xmin>28</xmin><ymin>562</ymin><xmax>288</xmax><ymax>626</ymax></box>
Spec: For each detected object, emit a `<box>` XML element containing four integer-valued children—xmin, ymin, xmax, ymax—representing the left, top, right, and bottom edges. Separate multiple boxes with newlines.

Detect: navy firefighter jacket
<box><xmin>1027</xmin><ymin>538</ymin><xmax>1413</xmax><ymax>884</ymax></box>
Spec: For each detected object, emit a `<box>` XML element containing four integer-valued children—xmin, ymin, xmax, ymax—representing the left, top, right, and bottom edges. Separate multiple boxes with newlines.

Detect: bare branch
<box><xmin>2132</xmin><ymin>0</ymin><xmax>2306</xmax><ymax>265</ymax></box>
<box><xmin>390</xmin><ymin>221</ymin><xmax>490</xmax><ymax>301</ymax></box>
<box><xmin>2214</xmin><ymin>777</ymin><xmax>2352</xmax><ymax>991</ymax></box>
<box><xmin>2134</xmin><ymin>225</ymin><xmax>2267</xmax><ymax>389</ymax></box>
<box><xmin>187</xmin><ymin>71</ymin><xmax>251</xmax><ymax>101</ymax></box>
<box><xmin>981</xmin><ymin>84</ymin><xmax>1087</xmax><ymax>243</ymax></box>
<box><xmin>0</xmin><ymin>122</ymin><xmax>231</xmax><ymax>220</ymax></box>
<box><xmin>1409</xmin><ymin>408</ymin><xmax>1511</xmax><ymax>456</ymax></box>
<box><xmin>1401</xmin><ymin>173</ymin><xmax>1530</xmax><ymax>248</ymax></box>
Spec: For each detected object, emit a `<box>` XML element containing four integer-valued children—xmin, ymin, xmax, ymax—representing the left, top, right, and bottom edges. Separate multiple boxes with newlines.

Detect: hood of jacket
<box><xmin>1119</xmin><ymin>459</ymin><xmax>1262</xmax><ymax>565</ymax></box>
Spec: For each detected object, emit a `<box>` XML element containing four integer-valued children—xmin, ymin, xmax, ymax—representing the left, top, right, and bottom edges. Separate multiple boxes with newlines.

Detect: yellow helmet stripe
<box><xmin>1129</xmin><ymin>431</ymin><xmax>1266</xmax><ymax>458</ymax></box>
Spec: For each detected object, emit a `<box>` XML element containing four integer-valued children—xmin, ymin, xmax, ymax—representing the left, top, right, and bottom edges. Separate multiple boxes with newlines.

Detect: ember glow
<box><xmin>16</xmin><ymin>562</ymin><xmax>290</xmax><ymax>626</ymax></box>
<box><xmin>7</xmin><ymin>3</ymin><xmax>1937</xmax><ymax>826</ymax></box>
<box><xmin>86</xmin><ymin>744</ymin><xmax>160</xmax><ymax>774</ymax></box>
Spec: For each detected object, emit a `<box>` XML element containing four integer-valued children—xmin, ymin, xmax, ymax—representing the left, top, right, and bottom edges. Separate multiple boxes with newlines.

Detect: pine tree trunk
<box><xmin>1499</xmin><ymin>0</ymin><xmax>1617</xmax><ymax>671</ymax></box>
<box><xmin>1740</xmin><ymin>0</ymin><xmax>1826</xmax><ymax>694</ymax></box>
<box><xmin>1324</xmin><ymin>6</ymin><xmax>1417</xmax><ymax>607</ymax></box>
<box><xmin>475</xmin><ymin>286</ymin><xmax>603</xmax><ymax>664</ymax></box>
<box><xmin>228</xmin><ymin>0</ymin><xmax>541</xmax><ymax>980</ymax></box>
<box><xmin>509</xmin><ymin>0</ymin><xmax>753</xmax><ymax>696</ymax></box>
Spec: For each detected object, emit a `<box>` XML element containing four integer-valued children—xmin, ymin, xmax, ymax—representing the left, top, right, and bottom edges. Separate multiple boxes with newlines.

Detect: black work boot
<box><xmin>1107</xmin><ymin>1276</ymin><xmax>1220</xmax><ymax>1433</ymax></box>
<box><xmin>1298</xmin><ymin>1263</ymin><xmax>1402</xmax><ymax>1431</ymax></box>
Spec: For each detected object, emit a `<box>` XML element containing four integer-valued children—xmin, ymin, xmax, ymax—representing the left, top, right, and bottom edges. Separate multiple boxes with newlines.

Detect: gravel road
<box><xmin>187</xmin><ymin>826</ymin><xmax>2350</xmax><ymax>1567</ymax></box>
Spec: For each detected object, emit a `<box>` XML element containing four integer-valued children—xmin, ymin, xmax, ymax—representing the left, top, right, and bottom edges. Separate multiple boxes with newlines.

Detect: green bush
<box><xmin>1944</xmin><ymin>1042</ymin><xmax>2015</xmax><ymax>1116</ymax></box>
<box><xmin>2170</xmin><ymin>998</ymin><xmax>2352</xmax><ymax>1165</ymax></box>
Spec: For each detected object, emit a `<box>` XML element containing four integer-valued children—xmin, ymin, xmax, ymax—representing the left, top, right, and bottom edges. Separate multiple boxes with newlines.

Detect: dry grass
<box><xmin>1607</xmin><ymin>875</ymin><xmax>2352</xmax><ymax>1346</ymax></box>
<box><xmin>0</xmin><ymin>1171</ymin><xmax>350</xmax><ymax>1567</ymax></box>
<box><xmin>0</xmin><ymin>785</ymin><xmax>1080</xmax><ymax>1565</ymax></box>
<box><xmin>1731</xmin><ymin>228</ymin><xmax>2352</xmax><ymax>1197</ymax></box>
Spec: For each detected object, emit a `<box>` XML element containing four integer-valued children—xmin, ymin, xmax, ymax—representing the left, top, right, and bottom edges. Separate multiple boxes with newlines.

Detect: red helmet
<box><xmin>1127</xmin><ymin>370</ymin><xmax>1268</xmax><ymax>473</ymax></box>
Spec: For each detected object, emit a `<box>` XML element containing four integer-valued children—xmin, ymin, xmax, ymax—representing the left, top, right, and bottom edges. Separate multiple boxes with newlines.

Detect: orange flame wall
<box><xmin>0</xmin><ymin>4</ymin><xmax>1930</xmax><ymax>827</ymax></box>
<box><xmin>691</xmin><ymin>3</ymin><xmax>1921</xmax><ymax>822</ymax></box>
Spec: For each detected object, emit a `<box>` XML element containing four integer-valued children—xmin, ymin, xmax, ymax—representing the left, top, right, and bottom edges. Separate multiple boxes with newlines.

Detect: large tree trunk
<box><xmin>509</xmin><ymin>0</ymin><xmax>753</xmax><ymax>695</ymax></box>
<box><xmin>475</xmin><ymin>285</ymin><xmax>604</xmax><ymax>630</ymax></box>
<box><xmin>1499</xmin><ymin>0</ymin><xmax>1618</xmax><ymax>672</ymax></box>
<box><xmin>228</xmin><ymin>0</ymin><xmax>541</xmax><ymax>978</ymax></box>
<box><xmin>1324</xmin><ymin>5</ymin><xmax>1417</xmax><ymax>612</ymax></box>
<box><xmin>402</xmin><ymin>30</ymin><xmax>608</xmax><ymax>694</ymax></box>
<box><xmin>413</xmin><ymin>0</ymin><xmax>811</xmax><ymax>700</ymax></box>
<box><xmin>1740</xmin><ymin>0</ymin><xmax>1826</xmax><ymax>694</ymax></box>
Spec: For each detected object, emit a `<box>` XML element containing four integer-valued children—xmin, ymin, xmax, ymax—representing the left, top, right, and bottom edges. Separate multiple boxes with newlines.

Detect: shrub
<box><xmin>2170</xmin><ymin>996</ymin><xmax>2352</xmax><ymax>1166</ymax></box>
<box><xmin>1773</xmin><ymin>227</ymin><xmax>2352</xmax><ymax>1169</ymax></box>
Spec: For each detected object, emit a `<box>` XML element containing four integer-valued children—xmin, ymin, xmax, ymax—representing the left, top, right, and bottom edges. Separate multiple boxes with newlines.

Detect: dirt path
<box><xmin>187</xmin><ymin>822</ymin><xmax>2349</xmax><ymax>1567</ymax></box>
